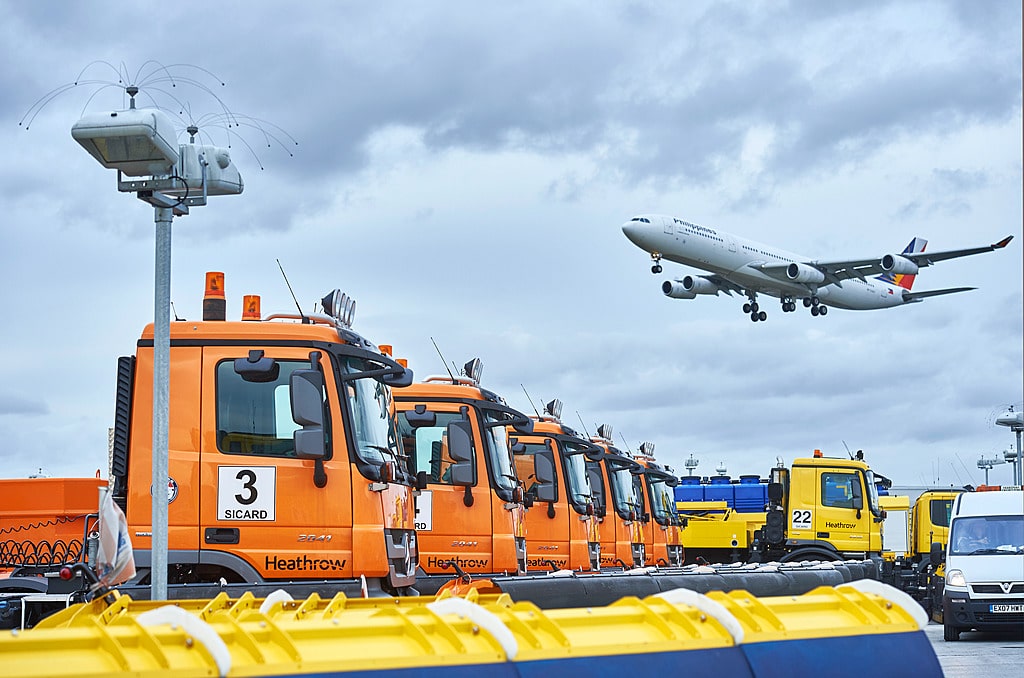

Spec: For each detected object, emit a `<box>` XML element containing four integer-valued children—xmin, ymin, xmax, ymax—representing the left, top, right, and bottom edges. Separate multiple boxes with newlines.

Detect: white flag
<box><xmin>96</xmin><ymin>489</ymin><xmax>136</xmax><ymax>587</ymax></box>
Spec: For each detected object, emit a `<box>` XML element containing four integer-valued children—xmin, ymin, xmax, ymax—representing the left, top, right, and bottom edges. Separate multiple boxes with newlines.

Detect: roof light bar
<box><xmin>321</xmin><ymin>289</ymin><xmax>356</xmax><ymax>328</ymax></box>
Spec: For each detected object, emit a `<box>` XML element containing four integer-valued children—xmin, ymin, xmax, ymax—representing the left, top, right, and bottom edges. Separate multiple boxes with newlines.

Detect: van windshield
<box><xmin>949</xmin><ymin>515</ymin><xmax>1024</xmax><ymax>556</ymax></box>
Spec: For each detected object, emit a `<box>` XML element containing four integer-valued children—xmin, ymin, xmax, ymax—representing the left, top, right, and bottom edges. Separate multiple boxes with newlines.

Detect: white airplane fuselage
<box><xmin>623</xmin><ymin>215</ymin><xmax>905</xmax><ymax>310</ymax></box>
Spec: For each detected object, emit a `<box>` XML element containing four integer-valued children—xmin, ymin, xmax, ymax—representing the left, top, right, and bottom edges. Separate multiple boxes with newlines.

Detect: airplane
<box><xmin>621</xmin><ymin>214</ymin><xmax>1014</xmax><ymax>322</ymax></box>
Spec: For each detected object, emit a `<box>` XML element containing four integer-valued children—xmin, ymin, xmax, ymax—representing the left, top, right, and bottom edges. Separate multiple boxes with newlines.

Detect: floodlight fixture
<box><xmin>463</xmin><ymin>358</ymin><xmax>483</xmax><ymax>384</ymax></box>
<box><xmin>71</xmin><ymin>107</ymin><xmax>178</xmax><ymax>177</ymax></box>
<box><xmin>596</xmin><ymin>423</ymin><xmax>613</xmax><ymax>441</ymax></box>
<box><xmin>544</xmin><ymin>398</ymin><xmax>563</xmax><ymax>420</ymax></box>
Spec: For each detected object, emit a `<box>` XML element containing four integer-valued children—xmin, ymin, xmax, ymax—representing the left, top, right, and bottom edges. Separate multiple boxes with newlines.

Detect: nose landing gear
<box><xmin>650</xmin><ymin>252</ymin><xmax>663</xmax><ymax>274</ymax></box>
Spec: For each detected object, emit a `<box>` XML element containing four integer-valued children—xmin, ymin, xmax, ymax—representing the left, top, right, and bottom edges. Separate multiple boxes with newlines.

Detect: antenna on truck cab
<box><xmin>430</xmin><ymin>337</ymin><xmax>457</xmax><ymax>382</ymax></box>
<box><xmin>575</xmin><ymin>411</ymin><xmax>592</xmax><ymax>439</ymax></box>
<box><xmin>276</xmin><ymin>258</ymin><xmax>308</xmax><ymax>323</ymax></box>
<box><xmin>520</xmin><ymin>384</ymin><xmax>541</xmax><ymax>418</ymax></box>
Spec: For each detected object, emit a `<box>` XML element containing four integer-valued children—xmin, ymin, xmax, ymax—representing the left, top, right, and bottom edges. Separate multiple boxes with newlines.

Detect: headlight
<box><xmin>946</xmin><ymin>569</ymin><xmax>966</xmax><ymax>587</ymax></box>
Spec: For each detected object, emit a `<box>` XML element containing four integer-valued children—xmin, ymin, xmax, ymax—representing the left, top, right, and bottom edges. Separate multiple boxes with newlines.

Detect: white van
<box><xmin>940</xmin><ymin>489</ymin><xmax>1024</xmax><ymax>641</ymax></box>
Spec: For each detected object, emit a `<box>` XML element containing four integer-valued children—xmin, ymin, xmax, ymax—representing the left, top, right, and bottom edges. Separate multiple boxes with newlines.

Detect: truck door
<box><xmin>815</xmin><ymin>469</ymin><xmax>871</xmax><ymax>554</ymax></box>
<box><xmin>199</xmin><ymin>347</ymin><xmax>354</xmax><ymax>581</ymax></box>
<box><xmin>514</xmin><ymin>436</ymin><xmax>567</xmax><ymax>570</ymax></box>
<box><xmin>398</xmin><ymin>405</ymin><xmax>494</xmax><ymax>574</ymax></box>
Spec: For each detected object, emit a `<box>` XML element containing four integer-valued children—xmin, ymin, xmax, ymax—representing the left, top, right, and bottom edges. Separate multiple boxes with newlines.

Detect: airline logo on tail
<box><xmin>878</xmin><ymin>237</ymin><xmax>926</xmax><ymax>290</ymax></box>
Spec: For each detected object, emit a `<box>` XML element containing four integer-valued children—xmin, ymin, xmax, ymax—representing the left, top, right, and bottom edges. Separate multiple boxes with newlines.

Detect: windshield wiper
<box><xmin>965</xmin><ymin>547</ymin><xmax>1010</xmax><ymax>556</ymax></box>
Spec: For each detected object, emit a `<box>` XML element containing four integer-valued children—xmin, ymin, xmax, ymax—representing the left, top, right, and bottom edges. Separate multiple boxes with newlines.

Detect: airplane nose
<box><xmin>622</xmin><ymin>220</ymin><xmax>641</xmax><ymax>244</ymax></box>
<box><xmin>622</xmin><ymin>220</ymin><xmax>649</xmax><ymax>248</ymax></box>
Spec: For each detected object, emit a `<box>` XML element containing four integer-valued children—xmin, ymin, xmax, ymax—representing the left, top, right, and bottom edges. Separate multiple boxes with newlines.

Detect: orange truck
<box><xmin>0</xmin><ymin>273</ymin><xmax>419</xmax><ymax>627</ymax></box>
<box><xmin>585</xmin><ymin>425</ymin><xmax>649</xmax><ymax>568</ymax></box>
<box><xmin>393</xmin><ymin>360</ymin><xmax>532</xmax><ymax>594</ymax></box>
<box><xmin>509</xmin><ymin>398</ymin><xmax>604</xmax><ymax>572</ymax></box>
<box><xmin>633</xmin><ymin>442</ymin><xmax>686</xmax><ymax>567</ymax></box>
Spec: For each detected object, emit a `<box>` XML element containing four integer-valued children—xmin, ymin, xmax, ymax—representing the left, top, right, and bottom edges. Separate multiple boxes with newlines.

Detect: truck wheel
<box><xmin>943</xmin><ymin>620</ymin><xmax>961</xmax><ymax>641</ymax></box>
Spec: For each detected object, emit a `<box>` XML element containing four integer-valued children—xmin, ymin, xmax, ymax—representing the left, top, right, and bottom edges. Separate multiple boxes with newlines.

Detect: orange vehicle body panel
<box><xmin>0</xmin><ymin>477</ymin><xmax>108</xmax><ymax>573</ymax></box>
<box><xmin>513</xmin><ymin>420</ymin><xmax>599</xmax><ymax>572</ymax></box>
<box><xmin>586</xmin><ymin>449</ymin><xmax>645</xmax><ymax>568</ymax></box>
<box><xmin>125</xmin><ymin>320</ymin><xmax>413</xmax><ymax>582</ymax></box>
<box><xmin>396</xmin><ymin>382</ymin><xmax>524</xmax><ymax>575</ymax></box>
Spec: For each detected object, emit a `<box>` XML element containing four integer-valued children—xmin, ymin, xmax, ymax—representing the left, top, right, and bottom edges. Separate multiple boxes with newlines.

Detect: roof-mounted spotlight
<box><xmin>321</xmin><ymin>289</ymin><xmax>356</xmax><ymax>328</ymax></box>
<box><xmin>640</xmin><ymin>441</ymin><xmax>655</xmax><ymax>457</ymax></box>
<box><xmin>71</xmin><ymin>107</ymin><xmax>178</xmax><ymax>177</ymax></box>
<box><xmin>596</xmin><ymin>423</ymin><xmax>613</xmax><ymax>441</ymax></box>
<box><xmin>545</xmin><ymin>398</ymin><xmax>563</xmax><ymax>420</ymax></box>
<box><xmin>463</xmin><ymin>358</ymin><xmax>483</xmax><ymax>384</ymax></box>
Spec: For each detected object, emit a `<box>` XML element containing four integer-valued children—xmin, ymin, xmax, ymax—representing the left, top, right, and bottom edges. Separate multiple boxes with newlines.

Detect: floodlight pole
<box><xmin>151</xmin><ymin>205</ymin><xmax>172</xmax><ymax>601</ymax></box>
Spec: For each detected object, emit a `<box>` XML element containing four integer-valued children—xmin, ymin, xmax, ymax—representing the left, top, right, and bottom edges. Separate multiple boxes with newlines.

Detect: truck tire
<box><xmin>943</xmin><ymin>619</ymin><xmax>961</xmax><ymax>641</ymax></box>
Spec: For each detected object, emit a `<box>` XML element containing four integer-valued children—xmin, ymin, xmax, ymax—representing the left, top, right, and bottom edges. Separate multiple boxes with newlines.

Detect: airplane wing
<box><xmin>902</xmin><ymin>286</ymin><xmax>975</xmax><ymax>303</ymax></box>
<box><xmin>703</xmin><ymin>274</ymin><xmax>744</xmax><ymax>296</ymax></box>
<box><xmin>780</xmin><ymin>235</ymin><xmax>1014</xmax><ymax>285</ymax></box>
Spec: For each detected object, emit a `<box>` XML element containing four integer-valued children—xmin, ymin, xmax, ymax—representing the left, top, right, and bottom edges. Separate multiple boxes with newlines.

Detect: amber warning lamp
<box><xmin>203</xmin><ymin>272</ymin><xmax>226</xmax><ymax>321</ymax></box>
<box><xmin>242</xmin><ymin>295</ymin><xmax>261</xmax><ymax>321</ymax></box>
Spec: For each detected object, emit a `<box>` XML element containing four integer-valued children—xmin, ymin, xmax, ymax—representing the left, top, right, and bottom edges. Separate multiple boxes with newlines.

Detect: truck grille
<box><xmin>975</xmin><ymin>612</ymin><xmax>1024</xmax><ymax>624</ymax></box>
<box><xmin>971</xmin><ymin>583</ymin><xmax>1024</xmax><ymax>594</ymax></box>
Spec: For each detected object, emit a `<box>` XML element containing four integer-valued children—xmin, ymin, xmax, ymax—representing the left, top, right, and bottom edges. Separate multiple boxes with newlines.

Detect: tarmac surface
<box><xmin>925</xmin><ymin>620</ymin><xmax>1024</xmax><ymax>677</ymax></box>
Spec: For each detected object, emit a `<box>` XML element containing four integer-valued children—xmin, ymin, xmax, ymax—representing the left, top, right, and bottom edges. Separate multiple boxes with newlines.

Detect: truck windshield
<box><xmin>339</xmin><ymin>356</ymin><xmax>405</xmax><ymax>478</ymax></box>
<box><xmin>949</xmin><ymin>515</ymin><xmax>1024</xmax><ymax>556</ymax></box>
<box><xmin>482</xmin><ymin>410</ymin><xmax>518</xmax><ymax>493</ymax></box>
<box><xmin>607</xmin><ymin>459</ymin><xmax>642</xmax><ymax>518</ymax></box>
<box><xmin>864</xmin><ymin>470</ymin><xmax>882</xmax><ymax>517</ymax></box>
<box><xmin>561</xmin><ymin>449</ymin><xmax>593</xmax><ymax>509</ymax></box>
<box><xmin>646</xmin><ymin>476</ymin><xmax>677</xmax><ymax>525</ymax></box>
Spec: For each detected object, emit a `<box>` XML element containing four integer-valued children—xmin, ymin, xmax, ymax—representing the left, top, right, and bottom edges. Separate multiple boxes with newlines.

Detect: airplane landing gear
<box><xmin>781</xmin><ymin>296</ymin><xmax>797</xmax><ymax>312</ymax></box>
<box><xmin>743</xmin><ymin>296</ymin><xmax>766</xmax><ymax>322</ymax></box>
<box><xmin>805</xmin><ymin>295</ymin><xmax>828</xmax><ymax>317</ymax></box>
<box><xmin>650</xmin><ymin>252</ymin><xmax>663</xmax><ymax>274</ymax></box>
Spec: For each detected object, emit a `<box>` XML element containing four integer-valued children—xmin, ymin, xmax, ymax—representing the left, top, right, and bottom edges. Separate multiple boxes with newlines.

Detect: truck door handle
<box><xmin>205</xmin><ymin>528</ymin><xmax>240</xmax><ymax>544</ymax></box>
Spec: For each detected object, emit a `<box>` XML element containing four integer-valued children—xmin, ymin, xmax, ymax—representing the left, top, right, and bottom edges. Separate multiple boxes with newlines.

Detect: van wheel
<box><xmin>943</xmin><ymin>620</ymin><xmax>961</xmax><ymax>641</ymax></box>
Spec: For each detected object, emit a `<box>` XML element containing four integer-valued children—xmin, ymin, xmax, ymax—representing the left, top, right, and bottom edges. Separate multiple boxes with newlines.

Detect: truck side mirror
<box><xmin>404</xmin><ymin>404</ymin><xmax>436</xmax><ymax>428</ymax></box>
<box><xmin>445</xmin><ymin>419</ymin><xmax>475</xmax><ymax>487</ymax></box>
<box><xmin>234</xmin><ymin>350</ymin><xmax>280</xmax><ymax>383</ymax></box>
<box><xmin>291</xmin><ymin>369</ymin><xmax>325</xmax><ymax>460</ymax></box>
<box><xmin>381</xmin><ymin>366</ymin><xmax>414</xmax><ymax>388</ymax></box>
<box><xmin>767</xmin><ymin>482</ymin><xmax>784</xmax><ymax>503</ymax></box>
<box><xmin>930</xmin><ymin>541</ymin><xmax>945</xmax><ymax>564</ymax></box>
<box><xmin>584</xmin><ymin>447</ymin><xmax>604</xmax><ymax>462</ymax></box>
<box><xmin>851</xmin><ymin>482</ymin><xmax>864</xmax><ymax>511</ymax></box>
<box><xmin>534</xmin><ymin>451</ymin><xmax>557</xmax><ymax>503</ymax></box>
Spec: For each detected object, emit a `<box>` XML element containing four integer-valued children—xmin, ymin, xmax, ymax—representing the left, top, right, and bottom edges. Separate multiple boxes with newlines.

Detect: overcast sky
<box><xmin>1</xmin><ymin>1</ymin><xmax>1021</xmax><ymax>490</ymax></box>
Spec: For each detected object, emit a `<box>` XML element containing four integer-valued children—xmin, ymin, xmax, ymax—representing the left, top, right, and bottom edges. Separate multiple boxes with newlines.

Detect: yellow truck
<box><xmin>675</xmin><ymin>451</ymin><xmax>887</xmax><ymax>564</ymax></box>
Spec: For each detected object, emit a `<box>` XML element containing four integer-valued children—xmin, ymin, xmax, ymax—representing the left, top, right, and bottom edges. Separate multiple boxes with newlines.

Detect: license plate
<box><xmin>990</xmin><ymin>604</ymin><xmax>1024</xmax><ymax>613</ymax></box>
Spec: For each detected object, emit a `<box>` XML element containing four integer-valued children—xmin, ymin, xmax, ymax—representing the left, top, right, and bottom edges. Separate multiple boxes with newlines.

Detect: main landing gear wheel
<box><xmin>781</xmin><ymin>296</ymin><xmax>796</xmax><ymax>312</ymax></box>
<box><xmin>810</xmin><ymin>305</ymin><xmax>829</xmax><ymax>317</ymax></box>
<box><xmin>743</xmin><ymin>302</ymin><xmax>760</xmax><ymax>314</ymax></box>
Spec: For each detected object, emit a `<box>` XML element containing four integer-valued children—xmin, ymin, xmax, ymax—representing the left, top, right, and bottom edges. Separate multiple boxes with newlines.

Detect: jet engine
<box><xmin>680</xmin><ymin>275</ymin><xmax>719</xmax><ymax>295</ymax></box>
<box><xmin>662</xmin><ymin>280</ymin><xmax>697</xmax><ymax>299</ymax></box>
<box><xmin>880</xmin><ymin>254</ymin><xmax>919</xmax><ymax>275</ymax></box>
<box><xmin>785</xmin><ymin>262</ymin><xmax>826</xmax><ymax>284</ymax></box>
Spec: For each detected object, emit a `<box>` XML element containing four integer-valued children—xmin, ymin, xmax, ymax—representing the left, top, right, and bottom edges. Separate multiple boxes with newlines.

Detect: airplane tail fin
<box><xmin>878</xmin><ymin>237</ymin><xmax>927</xmax><ymax>290</ymax></box>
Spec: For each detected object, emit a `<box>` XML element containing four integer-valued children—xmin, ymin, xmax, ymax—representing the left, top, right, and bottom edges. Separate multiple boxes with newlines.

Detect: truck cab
<box><xmin>633</xmin><ymin>443</ymin><xmax>684</xmax><ymax>567</ymax></box>
<box><xmin>586</xmin><ymin>425</ymin><xmax>647</xmax><ymax>568</ymax></box>
<box><xmin>394</xmin><ymin>360</ymin><xmax>531</xmax><ymax>591</ymax></box>
<box><xmin>115</xmin><ymin>282</ymin><xmax>419</xmax><ymax>596</ymax></box>
<box><xmin>509</xmin><ymin>399</ymin><xmax>603</xmax><ymax>572</ymax></box>
<box><xmin>774</xmin><ymin>454</ymin><xmax>885</xmax><ymax>561</ymax></box>
<box><xmin>939</xmin><ymin>488</ymin><xmax>1024</xmax><ymax>641</ymax></box>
